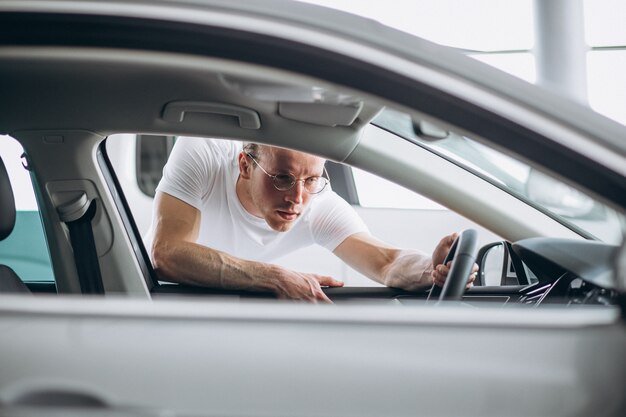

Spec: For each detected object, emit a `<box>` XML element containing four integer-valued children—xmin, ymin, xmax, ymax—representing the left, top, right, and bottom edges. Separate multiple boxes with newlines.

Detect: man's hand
<box><xmin>432</xmin><ymin>262</ymin><xmax>478</xmax><ymax>288</ymax></box>
<box><xmin>431</xmin><ymin>232</ymin><xmax>458</xmax><ymax>268</ymax></box>
<box><xmin>431</xmin><ymin>233</ymin><xmax>478</xmax><ymax>289</ymax></box>
<box><xmin>273</xmin><ymin>270</ymin><xmax>344</xmax><ymax>303</ymax></box>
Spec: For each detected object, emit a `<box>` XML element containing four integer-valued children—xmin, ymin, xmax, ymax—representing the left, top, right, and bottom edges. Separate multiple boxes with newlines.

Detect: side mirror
<box><xmin>615</xmin><ymin>235</ymin><xmax>626</xmax><ymax>319</ymax></box>
<box><xmin>615</xmin><ymin>235</ymin><xmax>626</xmax><ymax>293</ymax></box>
<box><xmin>476</xmin><ymin>242</ymin><xmax>535</xmax><ymax>286</ymax></box>
<box><xmin>477</xmin><ymin>242</ymin><xmax>505</xmax><ymax>286</ymax></box>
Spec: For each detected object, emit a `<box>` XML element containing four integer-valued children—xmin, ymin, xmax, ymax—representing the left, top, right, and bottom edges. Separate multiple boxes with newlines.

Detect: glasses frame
<box><xmin>245</xmin><ymin>152</ymin><xmax>330</xmax><ymax>194</ymax></box>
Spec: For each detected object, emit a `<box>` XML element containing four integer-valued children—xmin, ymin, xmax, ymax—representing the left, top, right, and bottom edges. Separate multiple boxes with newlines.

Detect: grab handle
<box><xmin>162</xmin><ymin>101</ymin><xmax>261</xmax><ymax>129</ymax></box>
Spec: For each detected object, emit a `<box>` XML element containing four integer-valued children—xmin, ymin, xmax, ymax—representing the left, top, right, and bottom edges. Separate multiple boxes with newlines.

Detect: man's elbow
<box><xmin>151</xmin><ymin>241</ymin><xmax>179</xmax><ymax>282</ymax></box>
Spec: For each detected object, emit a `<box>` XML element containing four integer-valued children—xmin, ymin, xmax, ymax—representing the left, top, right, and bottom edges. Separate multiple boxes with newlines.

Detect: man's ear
<box><xmin>238</xmin><ymin>152</ymin><xmax>252</xmax><ymax>179</ymax></box>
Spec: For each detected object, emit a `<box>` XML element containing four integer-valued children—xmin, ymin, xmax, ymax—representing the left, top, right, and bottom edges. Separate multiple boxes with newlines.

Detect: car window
<box><xmin>105</xmin><ymin>134</ymin><xmax>500</xmax><ymax>287</ymax></box>
<box><xmin>114</xmin><ymin>134</ymin><xmax>448</xmax><ymax>211</ymax></box>
<box><xmin>135</xmin><ymin>134</ymin><xmax>176</xmax><ymax>197</ymax></box>
<box><xmin>374</xmin><ymin>108</ymin><xmax>626</xmax><ymax>244</ymax></box>
<box><xmin>352</xmin><ymin>167</ymin><xmax>446</xmax><ymax>210</ymax></box>
<box><xmin>0</xmin><ymin>135</ymin><xmax>55</xmax><ymax>283</ymax></box>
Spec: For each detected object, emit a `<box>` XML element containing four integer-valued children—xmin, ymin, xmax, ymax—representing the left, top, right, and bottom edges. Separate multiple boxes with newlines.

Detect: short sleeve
<box><xmin>309</xmin><ymin>191</ymin><xmax>369</xmax><ymax>251</ymax></box>
<box><xmin>156</xmin><ymin>137</ymin><xmax>234</xmax><ymax>209</ymax></box>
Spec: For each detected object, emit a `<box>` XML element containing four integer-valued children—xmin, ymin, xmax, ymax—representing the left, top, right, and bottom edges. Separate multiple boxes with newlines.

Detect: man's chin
<box><xmin>267</xmin><ymin>213</ymin><xmax>298</xmax><ymax>232</ymax></box>
<box><xmin>267</xmin><ymin>221</ymin><xmax>294</xmax><ymax>232</ymax></box>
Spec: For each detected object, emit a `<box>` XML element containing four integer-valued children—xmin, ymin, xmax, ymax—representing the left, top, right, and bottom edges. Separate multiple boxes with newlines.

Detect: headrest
<box><xmin>0</xmin><ymin>156</ymin><xmax>16</xmax><ymax>241</ymax></box>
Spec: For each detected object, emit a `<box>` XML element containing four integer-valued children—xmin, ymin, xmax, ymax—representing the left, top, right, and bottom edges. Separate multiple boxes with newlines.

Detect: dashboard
<box><xmin>512</xmin><ymin>238</ymin><xmax>620</xmax><ymax>307</ymax></box>
<box><xmin>152</xmin><ymin>237</ymin><xmax>622</xmax><ymax>308</ymax></box>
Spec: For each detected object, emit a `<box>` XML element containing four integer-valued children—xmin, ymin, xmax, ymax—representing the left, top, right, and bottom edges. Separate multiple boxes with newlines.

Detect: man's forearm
<box><xmin>152</xmin><ymin>239</ymin><xmax>280</xmax><ymax>292</ymax></box>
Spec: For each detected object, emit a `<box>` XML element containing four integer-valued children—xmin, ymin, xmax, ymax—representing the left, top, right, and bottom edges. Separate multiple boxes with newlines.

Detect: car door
<box><xmin>1</xmin><ymin>2</ymin><xmax>625</xmax><ymax>417</ymax></box>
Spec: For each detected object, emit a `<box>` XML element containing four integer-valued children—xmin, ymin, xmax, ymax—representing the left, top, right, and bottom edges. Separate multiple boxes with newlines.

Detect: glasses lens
<box><xmin>272</xmin><ymin>174</ymin><xmax>296</xmax><ymax>191</ymax></box>
<box><xmin>305</xmin><ymin>177</ymin><xmax>328</xmax><ymax>194</ymax></box>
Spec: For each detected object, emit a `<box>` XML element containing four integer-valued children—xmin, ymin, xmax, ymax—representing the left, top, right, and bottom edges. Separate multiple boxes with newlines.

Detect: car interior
<box><xmin>0</xmin><ymin>43</ymin><xmax>623</xmax><ymax>310</ymax></box>
<box><xmin>0</xmin><ymin>0</ymin><xmax>625</xmax><ymax>313</ymax></box>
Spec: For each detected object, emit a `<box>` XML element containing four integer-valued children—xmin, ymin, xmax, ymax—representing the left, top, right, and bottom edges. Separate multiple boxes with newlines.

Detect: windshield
<box><xmin>374</xmin><ymin>109</ymin><xmax>625</xmax><ymax>244</ymax></box>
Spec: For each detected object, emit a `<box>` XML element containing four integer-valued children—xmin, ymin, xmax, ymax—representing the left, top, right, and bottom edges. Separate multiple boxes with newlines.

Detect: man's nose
<box><xmin>285</xmin><ymin>180</ymin><xmax>305</xmax><ymax>204</ymax></box>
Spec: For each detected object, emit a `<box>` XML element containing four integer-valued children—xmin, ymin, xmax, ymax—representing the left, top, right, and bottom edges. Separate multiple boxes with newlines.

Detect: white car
<box><xmin>0</xmin><ymin>1</ymin><xmax>625</xmax><ymax>416</ymax></box>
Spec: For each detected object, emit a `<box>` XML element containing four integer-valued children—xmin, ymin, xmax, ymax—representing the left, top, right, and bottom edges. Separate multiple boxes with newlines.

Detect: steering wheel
<box><xmin>433</xmin><ymin>229</ymin><xmax>479</xmax><ymax>302</ymax></box>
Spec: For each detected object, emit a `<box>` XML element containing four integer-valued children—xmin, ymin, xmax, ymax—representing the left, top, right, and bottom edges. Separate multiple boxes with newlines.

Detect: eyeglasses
<box><xmin>245</xmin><ymin>152</ymin><xmax>329</xmax><ymax>194</ymax></box>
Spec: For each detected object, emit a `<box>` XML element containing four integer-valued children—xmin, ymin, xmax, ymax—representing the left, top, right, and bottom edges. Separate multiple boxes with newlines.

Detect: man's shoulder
<box><xmin>175</xmin><ymin>137</ymin><xmax>241</xmax><ymax>162</ymax></box>
<box><xmin>307</xmin><ymin>189</ymin><xmax>353</xmax><ymax>215</ymax></box>
<box><xmin>315</xmin><ymin>189</ymin><xmax>348</xmax><ymax>203</ymax></box>
<box><xmin>177</xmin><ymin>136</ymin><xmax>241</xmax><ymax>152</ymax></box>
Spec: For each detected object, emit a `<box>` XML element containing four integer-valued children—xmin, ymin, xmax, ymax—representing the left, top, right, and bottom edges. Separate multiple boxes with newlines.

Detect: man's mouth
<box><xmin>276</xmin><ymin>210</ymin><xmax>299</xmax><ymax>221</ymax></box>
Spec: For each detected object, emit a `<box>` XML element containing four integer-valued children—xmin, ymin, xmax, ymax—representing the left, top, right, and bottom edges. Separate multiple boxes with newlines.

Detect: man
<box><xmin>147</xmin><ymin>137</ymin><xmax>475</xmax><ymax>302</ymax></box>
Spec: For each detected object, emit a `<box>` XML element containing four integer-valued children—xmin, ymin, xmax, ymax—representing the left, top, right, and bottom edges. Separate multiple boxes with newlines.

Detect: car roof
<box><xmin>1</xmin><ymin>0</ymin><xmax>624</xmax><ymax>149</ymax></box>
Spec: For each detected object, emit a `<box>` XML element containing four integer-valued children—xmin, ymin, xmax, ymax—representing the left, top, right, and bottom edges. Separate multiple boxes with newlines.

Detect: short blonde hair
<box><xmin>242</xmin><ymin>142</ymin><xmax>267</xmax><ymax>161</ymax></box>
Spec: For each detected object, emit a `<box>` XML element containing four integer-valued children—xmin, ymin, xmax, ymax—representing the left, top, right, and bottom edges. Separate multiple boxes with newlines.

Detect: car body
<box><xmin>0</xmin><ymin>1</ymin><xmax>625</xmax><ymax>416</ymax></box>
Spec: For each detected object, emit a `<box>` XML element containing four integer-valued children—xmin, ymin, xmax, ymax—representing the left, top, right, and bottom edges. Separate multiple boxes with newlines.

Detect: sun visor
<box><xmin>219</xmin><ymin>74</ymin><xmax>365</xmax><ymax>126</ymax></box>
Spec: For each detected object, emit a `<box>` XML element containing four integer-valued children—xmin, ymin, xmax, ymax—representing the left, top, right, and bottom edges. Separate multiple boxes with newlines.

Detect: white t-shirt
<box><xmin>147</xmin><ymin>137</ymin><xmax>369</xmax><ymax>262</ymax></box>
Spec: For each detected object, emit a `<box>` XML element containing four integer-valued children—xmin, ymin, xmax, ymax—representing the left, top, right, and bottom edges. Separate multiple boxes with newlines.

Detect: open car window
<box><xmin>104</xmin><ymin>134</ymin><xmax>499</xmax><ymax>287</ymax></box>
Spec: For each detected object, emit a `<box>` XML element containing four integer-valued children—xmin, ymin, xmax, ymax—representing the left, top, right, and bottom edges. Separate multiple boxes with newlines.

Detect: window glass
<box><xmin>0</xmin><ymin>136</ymin><xmax>55</xmax><ymax>283</ymax></box>
<box><xmin>353</xmin><ymin>168</ymin><xmax>445</xmax><ymax>210</ymax></box>
<box><xmin>587</xmin><ymin>50</ymin><xmax>626</xmax><ymax>126</ymax></box>
<box><xmin>373</xmin><ymin>109</ymin><xmax>626</xmax><ymax>244</ymax></box>
<box><xmin>583</xmin><ymin>0</ymin><xmax>626</xmax><ymax>47</ymax></box>
<box><xmin>135</xmin><ymin>135</ymin><xmax>176</xmax><ymax>197</ymax></box>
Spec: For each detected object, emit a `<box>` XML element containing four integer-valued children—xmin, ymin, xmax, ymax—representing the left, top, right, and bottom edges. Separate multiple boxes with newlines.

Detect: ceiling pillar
<box><xmin>533</xmin><ymin>0</ymin><xmax>589</xmax><ymax>104</ymax></box>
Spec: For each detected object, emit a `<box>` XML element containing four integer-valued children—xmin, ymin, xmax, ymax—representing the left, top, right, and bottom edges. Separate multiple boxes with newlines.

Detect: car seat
<box><xmin>0</xmin><ymin>155</ymin><xmax>31</xmax><ymax>293</ymax></box>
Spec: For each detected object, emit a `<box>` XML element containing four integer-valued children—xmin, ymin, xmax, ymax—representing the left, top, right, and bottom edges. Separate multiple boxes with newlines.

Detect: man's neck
<box><xmin>235</xmin><ymin>175</ymin><xmax>262</xmax><ymax>218</ymax></box>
